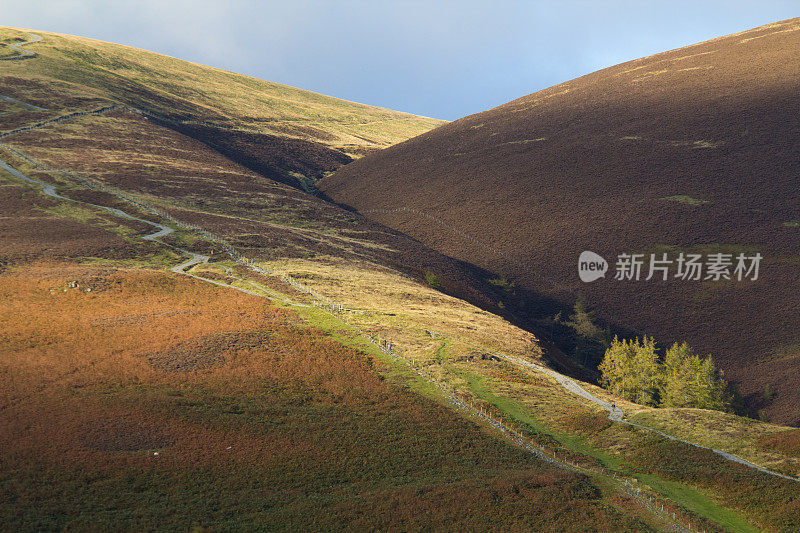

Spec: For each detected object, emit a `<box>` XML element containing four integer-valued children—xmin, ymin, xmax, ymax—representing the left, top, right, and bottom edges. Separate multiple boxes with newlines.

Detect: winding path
<box><xmin>0</xmin><ymin>154</ymin><xmax>311</xmax><ymax>307</ymax></box>
<box><xmin>498</xmin><ymin>352</ymin><xmax>800</xmax><ymax>483</ymax></box>
<box><xmin>0</xmin><ymin>31</ymin><xmax>42</xmax><ymax>61</ymax></box>
<box><xmin>0</xmin><ymin>158</ymin><xmax>171</xmax><ymax>238</ymax></box>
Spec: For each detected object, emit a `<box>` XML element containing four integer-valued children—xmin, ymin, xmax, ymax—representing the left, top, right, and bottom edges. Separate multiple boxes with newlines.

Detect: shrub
<box><xmin>424</xmin><ymin>270</ymin><xmax>441</xmax><ymax>290</ymax></box>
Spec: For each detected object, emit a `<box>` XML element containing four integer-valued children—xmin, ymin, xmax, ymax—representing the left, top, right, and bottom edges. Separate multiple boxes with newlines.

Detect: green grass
<box><xmin>78</xmin><ymin>250</ymin><xmax>184</xmax><ymax>270</ymax></box>
<box><xmin>454</xmin><ymin>369</ymin><xmax>768</xmax><ymax>531</ymax></box>
<box><xmin>660</xmin><ymin>195</ymin><xmax>709</xmax><ymax>206</ymax></box>
<box><xmin>459</xmin><ymin>369</ymin><xmax>626</xmax><ymax>469</ymax></box>
<box><xmin>636</xmin><ymin>475</ymin><xmax>758</xmax><ymax>533</ymax></box>
<box><xmin>434</xmin><ymin>340</ymin><xmax>449</xmax><ymax>364</ymax></box>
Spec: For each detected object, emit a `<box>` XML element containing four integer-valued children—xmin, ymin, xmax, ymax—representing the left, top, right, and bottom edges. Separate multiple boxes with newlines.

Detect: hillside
<box><xmin>321</xmin><ymin>18</ymin><xmax>800</xmax><ymax>425</ymax></box>
<box><xmin>2</xmin><ymin>25</ymin><xmax>800</xmax><ymax>531</ymax></box>
<box><xmin>0</xmin><ymin>26</ymin><xmax>443</xmax><ymax>189</ymax></box>
<box><xmin>0</xmin><ymin>28</ymin><xmax>651</xmax><ymax>531</ymax></box>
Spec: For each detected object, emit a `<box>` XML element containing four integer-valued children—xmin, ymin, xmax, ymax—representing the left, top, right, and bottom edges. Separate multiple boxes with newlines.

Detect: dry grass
<box><xmin>0</xmin><ymin>26</ymin><xmax>444</xmax><ymax>156</ymax></box>
<box><xmin>260</xmin><ymin>256</ymin><xmax>542</xmax><ymax>366</ymax></box>
<box><xmin>0</xmin><ymin>263</ymin><xmax>645</xmax><ymax>531</ymax></box>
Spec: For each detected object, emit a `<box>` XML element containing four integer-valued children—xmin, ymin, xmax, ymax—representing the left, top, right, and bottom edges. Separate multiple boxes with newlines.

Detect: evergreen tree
<box><xmin>567</xmin><ymin>299</ymin><xmax>601</xmax><ymax>339</ymax></box>
<box><xmin>631</xmin><ymin>336</ymin><xmax>660</xmax><ymax>406</ymax></box>
<box><xmin>659</xmin><ymin>342</ymin><xmax>728</xmax><ymax>410</ymax></box>
<box><xmin>600</xmin><ymin>338</ymin><xmax>730</xmax><ymax>411</ymax></box>
<box><xmin>599</xmin><ymin>336</ymin><xmax>659</xmax><ymax>406</ymax></box>
<box><xmin>598</xmin><ymin>336</ymin><xmax>632</xmax><ymax>397</ymax></box>
<box><xmin>660</xmin><ymin>342</ymin><xmax>696</xmax><ymax>407</ymax></box>
<box><xmin>566</xmin><ymin>298</ymin><xmax>610</xmax><ymax>367</ymax></box>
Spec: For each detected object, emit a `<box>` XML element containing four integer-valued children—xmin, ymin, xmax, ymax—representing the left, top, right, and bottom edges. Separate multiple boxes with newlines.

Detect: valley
<box><xmin>1</xmin><ymin>23</ymin><xmax>799</xmax><ymax>532</ymax></box>
<box><xmin>321</xmin><ymin>18</ymin><xmax>800</xmax><ymax>426</ymax></box>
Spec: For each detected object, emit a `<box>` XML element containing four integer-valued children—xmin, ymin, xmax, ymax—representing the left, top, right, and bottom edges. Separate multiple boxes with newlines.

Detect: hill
<box><xmin>2</xmin><ymin>25</ymin><xmax>800</xmax><ymax>531</ymax></box>
<box><xmin>0</xmin><ymin>26</ymin><xmax>443</xmax><ymax>190</ymax></box>
<box><xmin>0</xmin><ymin>27</ymin><xmax>655</xmax><ymax>531</ymax></box>
<box><xmin>320</xmin><ymin>18</ymin><xmax>800</xmax><ymax>425</ymax></box>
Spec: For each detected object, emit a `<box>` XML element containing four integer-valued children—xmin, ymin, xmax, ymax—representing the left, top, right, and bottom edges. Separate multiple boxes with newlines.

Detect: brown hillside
<box><xmin>320</xmin><ymin>19</ymin><xmax>800</xmax><ymax>424</ymax></box>
<box><xmin>0</xmin><ymin>26</ymin><xmax>444</xmax><ymax>189</ymax></box>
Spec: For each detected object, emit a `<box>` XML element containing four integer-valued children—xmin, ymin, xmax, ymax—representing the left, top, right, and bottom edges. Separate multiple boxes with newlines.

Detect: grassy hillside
<box><xmin>2</xmin><ymin>24</ymin><xmax>799</xmax><ymax>530</ymax></box>
<box><xmin>3</xmin><ymin>116</ymin><xmax>798</xmax><ymax>529</ymax></box>
<box><xmin>0</xmin><ymin>26</ymin><xmax>443</xmax><ymax>188</ymax></box>
<box><xmin>320</xmin><ymin>18</ymin><xmax>800</xmax><ymax>424</ymax></box>
<box><xmin>0</xmin><ymin>265</ymin><xmax>637</xmax><ymax>530</ymax></box>
<box><xmin>0</xmin><ymin>140</ymin><xmax>655</xmax><ymax>532</ymax></box>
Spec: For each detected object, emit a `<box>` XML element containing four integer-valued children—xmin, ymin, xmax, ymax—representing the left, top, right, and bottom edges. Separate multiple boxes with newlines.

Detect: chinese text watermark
<box><xmin>579</xmin><ymin>251</ymin><xmax>761</xmax><ymax>283</ymax></box>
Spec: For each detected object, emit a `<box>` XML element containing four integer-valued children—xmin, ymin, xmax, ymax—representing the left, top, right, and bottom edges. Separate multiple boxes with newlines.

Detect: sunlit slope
<box><xmin>0</xmin><ymin>137</ymin><xmax>648</xmax><ymax>533</ymax></box>
<box><xmin>0</xmin><ymin>26</ymin><xmax>444</xmax><ymax>186</ymax></box>
<box><xmin>3</xmin><ymin>23</ymin><xmax>800</xmax><ymax>528</ymax></box>
<box><xmin>321</xmin><ymin>19</ymin><xmax>800</xmax><ymax>424</ymax></box>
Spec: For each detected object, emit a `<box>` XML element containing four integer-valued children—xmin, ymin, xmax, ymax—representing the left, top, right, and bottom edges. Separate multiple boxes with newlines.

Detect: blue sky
<box><xmin>5</xmin><ymin>1</ymin><xmax>798</xmax><ymax>120</ymax></box>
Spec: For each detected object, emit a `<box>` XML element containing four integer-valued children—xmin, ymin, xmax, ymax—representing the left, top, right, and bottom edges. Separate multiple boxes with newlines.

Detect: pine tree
<box><xmin>598</xmin><ymin>336</ymin><xmax>632</xmax><ymax>397</ymax></box>
<box><xmin>567</xmin><ymin>299</ymin><xmax>601</xmax><ymax>339</ymax></box>
<box><xmin>599</xmin><ymin>336</ymin><xmax>659</xmax><ymax>406</ymax></box>
<box><xmin>601</xmin><ymin>338</ymin><xmax>730</xmax><ymax>411</ymax></box>
<box><xmin>659</xmin><ymin>342</ymin><xmax>728</xmax><ymax>410</ymax></box>
<box><xmin>631</xmin><ymin>336</ymin><xmax>660</xmax><ymax>406</ymax></box>
<box><xmin>566</xmin><ymin>299</ymin><xmax>608</xmax><ymax>367</ymax></box>
<box><xmin>660</xmin><ymin>342</ymin><xmax>695</xmax><ymax>407</ymax></box>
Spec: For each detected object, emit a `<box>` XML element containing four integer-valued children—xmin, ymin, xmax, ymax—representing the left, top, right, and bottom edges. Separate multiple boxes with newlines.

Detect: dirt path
<box><xmin>0</xmin><ymin>31</ymin><xmax>42</xmax><ymax>61</ymax></box>
<box><xmin>498</xmin><ymin>352</ymin><xmax>800</xmax><ymax>482</ymax></box>
<box><xmin>0</xmin><ymin>93</ymin><xmax>47</xmax><ymax>112</ymax></box>
<box><xmin>0</xmin><ymin>155</ymin><xmax>277</xmax><ymax>295</ymax></box>
<box><xmin>0</xmin><ymin>105</ymin><xmax>123</xmax><ymax>140</ymax></box>
<box><xmin>0</xmin><ymin>157</ymin><xmax>172</xmax><ymax>238</ymax></box>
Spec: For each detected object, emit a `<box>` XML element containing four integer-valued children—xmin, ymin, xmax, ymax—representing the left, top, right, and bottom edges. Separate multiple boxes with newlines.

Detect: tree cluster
<box><xmin>598</xmin><ymin>336</ymin><xmax>730</xmax><ymax>411</ymax></box>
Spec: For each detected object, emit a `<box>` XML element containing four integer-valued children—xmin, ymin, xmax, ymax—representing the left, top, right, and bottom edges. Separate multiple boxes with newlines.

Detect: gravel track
<box><xmin>498</xmin><ymin>352</ymin><xmax>800</xmax><ymax>483</ymax></box>
<box><xmin>0</xmin><ymin>31</ymin><xmax>42</xmax><ymax>61</ymax></box>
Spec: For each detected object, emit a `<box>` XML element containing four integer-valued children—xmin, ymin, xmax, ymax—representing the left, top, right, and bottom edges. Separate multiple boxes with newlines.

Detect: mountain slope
<box><xmin>0</xmin><ymin>28</ymin><xmax>653</xmax><ymax>531</ymax></box>
<box><xmin>320</xmin><ymin>19</ymin><xmax>800</xmax><ymax>424</ymax></box>
<box><xmin>0</xmin><ymin>26</ymin><xmax>444</xmax><ymax>189</ymax></box>
<box><xmin>2</xmin><ymin>25</ymin><xmax>800</xmax><ymax>530</ymax></box>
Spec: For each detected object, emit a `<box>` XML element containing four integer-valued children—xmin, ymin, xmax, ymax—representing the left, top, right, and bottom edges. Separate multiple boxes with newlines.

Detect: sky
<box><xmin>4</xmin><ymin>1</ymin><xmax>798</xmax><ymax>120</ymax></box>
